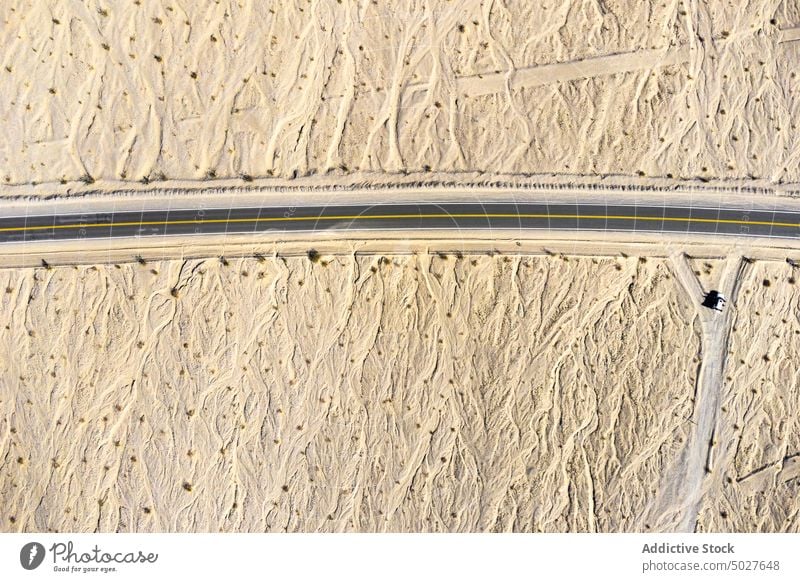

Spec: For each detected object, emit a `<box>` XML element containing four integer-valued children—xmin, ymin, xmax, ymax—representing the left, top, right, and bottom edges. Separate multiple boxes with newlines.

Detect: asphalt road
<box><xmin>0</xmin><ymin>202</ymin><xmax>799</xmax><ymax>243</ymax></box>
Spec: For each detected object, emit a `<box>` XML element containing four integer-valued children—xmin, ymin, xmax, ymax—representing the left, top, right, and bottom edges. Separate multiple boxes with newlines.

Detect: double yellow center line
<box><xmin>0</xmin><ymin>212</ymin><xmax>797</xmax><ymax>234</ymax></box>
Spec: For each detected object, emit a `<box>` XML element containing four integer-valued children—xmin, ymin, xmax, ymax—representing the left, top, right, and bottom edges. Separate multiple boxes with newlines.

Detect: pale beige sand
<box><xmin>2</xmin><ymin>0</ymin><xmax>800</xmax><ymax>536</ymax></box>
<box><xmin>1</xmin><ymin>1</ymin><xmax>799</xmax><ymax>188</ymax></box>
<box><xmin>695</xmin><ymin>259</ymin><xmax>800</xmax><ymax>532</ymax></box>
<box><xmin>1</xmin><ymin>252</ymin><xmax>705</xmax><ymax>532</ymax></box>
<box><xmin>688</xmin><ymin>257</ymin><xmax>725</xmax><ymax>295</ymax></box>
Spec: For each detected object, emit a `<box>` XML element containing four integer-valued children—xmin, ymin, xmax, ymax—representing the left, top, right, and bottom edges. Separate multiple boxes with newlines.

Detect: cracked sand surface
<box><xmin>695</xmin><ymin>259</ymin><xmax>800</xmax><ymax>532</ymax></box>
<box><xmin>1</xmin><ymin>0</ymin><xmax>799</xmax><ymax>536</ymax></box>
<box><xmin>1</xmin><ymin>1</ymin><xmax>799</xmax><ymax>186</ymax></box>
<box><xmin>1</xmin><ymin>252</ymin><xmax>707</xmax><ymax>532</ymax></box>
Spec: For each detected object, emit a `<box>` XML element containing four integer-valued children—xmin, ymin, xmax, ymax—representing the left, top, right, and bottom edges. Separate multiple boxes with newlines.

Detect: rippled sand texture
<box><xmin>695</xmin><ymin>260</ymin><xmax>800</xmax><ymax>532</ymax></box>
<box><xmin>1</xmin><ymin>1</ymin><xmax>799</xmax><ymax>186</ymax></box>
<box><xmin>1</xmin><ymin>253</ymin><xmax>702</xmax><ymax>532</ymax></box>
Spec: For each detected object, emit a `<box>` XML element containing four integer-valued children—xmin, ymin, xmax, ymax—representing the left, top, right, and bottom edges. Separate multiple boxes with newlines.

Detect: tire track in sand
<box><xmin>643</xmin><ymin>253</ymin><xmax>746</xmax><ymax>531</ymax></box>
<box><xmin>450</xmin><ymin>46</ymin><xmax>690</xmax><ymax>98</ymax></box>
<box><xmin>404</xmin><ymin>25</ymin><xmax>800</xmax><ymax>99</ymax></box>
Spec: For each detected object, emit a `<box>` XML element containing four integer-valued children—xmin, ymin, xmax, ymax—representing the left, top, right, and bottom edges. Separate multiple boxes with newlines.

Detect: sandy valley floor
<box><xmin>695</xmin><ymin>260</ymin><xmax>800</xmax><ymax>532</ymax></box>
<box><xmin>0</xmin><ymin>252</ymin><xmax>700</xmax><ymax>532</ymax></box>
<box><xmin>1</xmin><ymin>1</ymin><xmax>799</xmax><ymax>534</ymax></box>
<box><xmin>0</xmin><ymin>251</ymin><xmax>797</xmax><ymax>533</ymax></box>
<box><xmin>1</xmin><ymin>0</ymin><xmax>800</xmax><ymax>189</ymax></box>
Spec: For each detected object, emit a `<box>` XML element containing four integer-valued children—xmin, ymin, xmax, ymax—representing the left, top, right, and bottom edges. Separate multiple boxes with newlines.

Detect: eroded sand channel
<box><xmin>1</xmin><ymin>252</ymin><xmax>709</xmax><ymax>532</ymax></box>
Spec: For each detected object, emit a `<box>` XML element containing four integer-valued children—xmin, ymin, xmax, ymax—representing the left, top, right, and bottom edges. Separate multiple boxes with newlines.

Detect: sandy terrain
<box><xmin>695</xmin><ymin>259</ymin><xmax>800</xmax><ymax>532</ymax></box>
<box><xmin>1</xmin><ymin>1</ymin><xmax>799</xmax><ymax>189</ymax></box>
<box><xmin>1</xmin><ymin>251</ymin><xmax>709</xmax><ymax>532</ymax></box>
<box><xmin>1</xmin><ymin>1</ymin><xmax>799</xmax><ymax>535</ymax></box>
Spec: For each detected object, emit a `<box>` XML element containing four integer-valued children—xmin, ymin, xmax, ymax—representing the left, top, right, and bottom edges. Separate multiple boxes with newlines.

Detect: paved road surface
<box><xmin>0</xmin><ymin>202</ymin><xmax>798</xmax><ymax>243</ymax></box>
